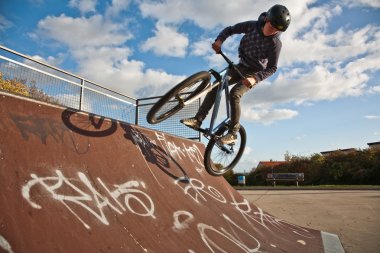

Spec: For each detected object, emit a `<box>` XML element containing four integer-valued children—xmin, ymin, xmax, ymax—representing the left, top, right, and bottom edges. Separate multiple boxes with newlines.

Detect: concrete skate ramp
<box><xmin>0</xmin><ymin>92</ymin><xmax>343</xmax><ymax>253</ymax></box>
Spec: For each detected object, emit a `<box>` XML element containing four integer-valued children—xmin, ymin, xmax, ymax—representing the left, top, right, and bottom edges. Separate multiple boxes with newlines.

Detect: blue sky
<box><xmin>1</xmin><ymin>0</ymin><xmax>380</xmax><ymax>173</ymax></box>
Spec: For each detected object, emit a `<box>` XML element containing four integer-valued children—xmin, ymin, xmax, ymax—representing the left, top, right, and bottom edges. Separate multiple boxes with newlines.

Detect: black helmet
<box><xmin>267</xmin><ymin>4</ymin><xmax>291</xmax><ymax>32</ymax></box>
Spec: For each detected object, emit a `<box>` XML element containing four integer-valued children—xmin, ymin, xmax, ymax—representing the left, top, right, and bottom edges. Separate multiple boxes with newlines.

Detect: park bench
<box><xmin>266</xmin><ymin>173</ymin><xmax>304</xmax><ymax>187</ymax></box>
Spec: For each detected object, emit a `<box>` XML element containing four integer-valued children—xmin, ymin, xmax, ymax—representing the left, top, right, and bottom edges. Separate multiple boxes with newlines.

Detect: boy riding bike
<box><xmin>181</xmin><ymin>4</ymin><xmax>291</xmax><ymax>144</ymax></box>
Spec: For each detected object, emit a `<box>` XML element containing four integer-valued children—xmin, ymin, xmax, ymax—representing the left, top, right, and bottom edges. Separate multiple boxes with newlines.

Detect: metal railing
<box><xmin>0</xmin><ymin>45</ymin><xmax>200</xmax><ymax>140</ymax></box>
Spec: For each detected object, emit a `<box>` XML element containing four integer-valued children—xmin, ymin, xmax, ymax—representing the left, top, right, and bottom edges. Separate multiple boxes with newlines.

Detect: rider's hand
<box><xmin>212</xmin><ymin>39</ymin><xmax>223</xmax><ymax>53</ymax></box>
<box><xmin>242</xmin><ymin>77</ymin><xmax>257</xmax><ymax>88</ymax></box>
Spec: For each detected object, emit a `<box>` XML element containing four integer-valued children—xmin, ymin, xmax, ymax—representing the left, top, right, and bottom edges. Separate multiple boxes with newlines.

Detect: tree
<box><xmin>0</xmin><ymin>72</ymin><xmax>58</xmax><ymax>104</ymax></box>
<box><xmin>0</xmin><ymin>72</ymin><xmax>29</xmax><ymax>96</ymax></box>
<box><xmin>227</xmin><ymin>149</ymin><xmax>380</xmax><ymax>186</ymax></box>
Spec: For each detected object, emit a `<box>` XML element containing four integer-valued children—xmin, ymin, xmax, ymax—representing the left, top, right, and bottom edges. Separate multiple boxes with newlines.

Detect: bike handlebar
<box><xmin>218</xmin><ymin>50</ymin><xmax>245</xmax><ymax>79</ymax></box>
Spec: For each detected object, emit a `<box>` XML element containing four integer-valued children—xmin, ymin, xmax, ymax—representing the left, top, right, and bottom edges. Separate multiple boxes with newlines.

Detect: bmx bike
<box><xmin>147</xmin><ymin>51</ymin><xmax>247</xmax><ymax>176</ymax></box>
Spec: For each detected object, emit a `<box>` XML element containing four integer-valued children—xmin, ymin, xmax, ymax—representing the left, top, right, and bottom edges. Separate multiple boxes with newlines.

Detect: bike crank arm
<box><xmin>203</xmin><ymin>131</ymin><xmax>235</xmax><ymax>154</ymax></box>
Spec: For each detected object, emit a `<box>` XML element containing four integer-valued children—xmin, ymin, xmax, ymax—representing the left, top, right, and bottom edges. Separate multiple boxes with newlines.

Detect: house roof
<box><xmin>320</xmin><ymin>148</ymin><xmax>356</xmax><ymax>155</ymax></box>
<box><xmin>257</xmin><ymin>161</ymin><xmax>287</xmax><ymax>168</ymax></box>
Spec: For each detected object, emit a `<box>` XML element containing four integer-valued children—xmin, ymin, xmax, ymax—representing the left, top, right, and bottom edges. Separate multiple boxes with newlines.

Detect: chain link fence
<box><xmin>137</xmin><ymin>96</ymin><xmax>201</xmax><ymax>140</ymax></box>
<box><xmin>0</xmin><ymin>45</ymin><xmax>200</xmax><ymax>140</ymax></box>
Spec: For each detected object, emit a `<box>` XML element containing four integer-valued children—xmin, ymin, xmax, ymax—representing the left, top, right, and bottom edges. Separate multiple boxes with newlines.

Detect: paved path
<box><xmin>239</xmin><ymin>190</ymin><xmax>380</xmax><ymax>253</ymax></box>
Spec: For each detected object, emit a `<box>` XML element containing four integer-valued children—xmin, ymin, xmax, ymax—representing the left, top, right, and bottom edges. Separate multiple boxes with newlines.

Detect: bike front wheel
<box><xmin>146</xmin><ymin>71</ymin><xmax>211</xmax><ymax>124</ymax></box>
<box><xmin>204</xmin><ymin>124</ymin><xmax>247</xmax><ymax>176</ymax></box>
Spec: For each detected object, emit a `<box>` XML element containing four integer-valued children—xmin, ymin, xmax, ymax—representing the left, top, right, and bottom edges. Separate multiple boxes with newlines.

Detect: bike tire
<box><xmin>204</xmin><ymin>124</ymin><xmax>247</xmax><ymax>176</ymax></box>
<box><xmin>147</xmin><ymin>71</ymin><xmax>211</xmax><ymax>124</ymax></box>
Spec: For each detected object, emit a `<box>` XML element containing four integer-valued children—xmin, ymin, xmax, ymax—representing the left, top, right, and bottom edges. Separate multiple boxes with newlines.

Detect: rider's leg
<box><xmin>218</xmin><ymin>81</ymin><xmax>250</xmax><ymax>144</ymax></box>
<box><xmin>193</xmin><ymin>65</ymin><xmax>242</xmax><ymax>122</ymax></box>
<box><xmin>181</xmin><ymin>86</ymin><xmax>218</xmax><ymax>128</ymax></box>
<box><xmin>195</xmin><ymin>87</ymin><xmax>218</xmax><ymax>121</ymax></box>
<box><xmin>229</xmin><ymin>81</ymin><xmax>250</xmax><ymax>134</ymax></box>
<box><xmin>218</xmin><ymin>81</ymin><xmax>251</xmax><ymax>144</ymax></box>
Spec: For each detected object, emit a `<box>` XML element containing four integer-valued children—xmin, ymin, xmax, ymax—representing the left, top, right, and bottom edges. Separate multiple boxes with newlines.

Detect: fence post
<box><xmin>79</xmin><ymin>79</ymin><xmax>84</xmax><ymax>110</ymax></box>
<box><xmin>135</xmin><ymin>99</ymin><xmax>139</xmax><ymax>125</ymax></box>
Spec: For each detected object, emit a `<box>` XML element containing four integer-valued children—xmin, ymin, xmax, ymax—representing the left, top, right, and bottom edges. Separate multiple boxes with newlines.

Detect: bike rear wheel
<box><xmin>204</xmin><ymin>124</ymin><xmax>247</xmax><ymax>176</ymax></box>
<box><xmin>146</xmin><ymin>71</ymin><xmax>211</xmax><ymax>124</ymax></box>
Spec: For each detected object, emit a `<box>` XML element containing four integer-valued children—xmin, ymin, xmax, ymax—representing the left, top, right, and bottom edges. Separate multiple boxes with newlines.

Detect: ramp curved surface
<box><xmin>0</xmin><ymin>92</ymin><xmax>343</xmax><ymax>253</ymax></box>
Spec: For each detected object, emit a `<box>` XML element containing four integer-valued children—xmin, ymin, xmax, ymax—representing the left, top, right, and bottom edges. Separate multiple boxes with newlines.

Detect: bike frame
<box><xmin>182</xmin><ymin>51</ymin><xmax>244</xmax><ymax>139</ymax></box>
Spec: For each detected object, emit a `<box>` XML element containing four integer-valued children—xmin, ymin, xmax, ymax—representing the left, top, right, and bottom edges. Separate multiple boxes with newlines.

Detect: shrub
<box><xmin>0</xmin><ymin>72</ymin><xmax>58</xmax><ymax>104</ymax></box>
<box><xmin>0</xmin><ymin>72</ymin><xmax>29</xmax><ymax>96</ymax></box>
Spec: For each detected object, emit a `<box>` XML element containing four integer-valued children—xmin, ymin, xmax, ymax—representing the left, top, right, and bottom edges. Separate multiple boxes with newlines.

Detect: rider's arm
<box><xmin>251</xmin><ymin>39</ymin><xmax>282</xmax><ymax>83</ymax></box>
<box><xmin>215</xmin><ymin>21</ymin><xmax>255</xmax><ymax>42</ymax></box>
<box><xmin>212</xmin><ymin>21</ymin><xmax>254</xmax><ymax>53</ymax></box>
<box><xmin>242</xmin><ymin>77</ymin><xmax>257</xmax><ymax>88</ymax></box>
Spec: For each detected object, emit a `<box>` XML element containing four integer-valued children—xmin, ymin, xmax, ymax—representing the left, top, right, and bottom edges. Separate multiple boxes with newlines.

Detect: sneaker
<box><xmin>180</xmin><ymin>117</ymin><xmax>201</xmax><ymax>129</ymax></box>
<box><xmin>218</xmin><ymin>133</ymin><xmax>237</xmax><ymax>145</ymax></box>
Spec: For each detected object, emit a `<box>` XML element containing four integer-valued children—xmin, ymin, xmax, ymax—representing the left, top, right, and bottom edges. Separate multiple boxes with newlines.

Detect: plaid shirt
<box><xmin>216</xmin><ymin>14</ymin><xmax>282</xmax><ymax>83</ymax></box>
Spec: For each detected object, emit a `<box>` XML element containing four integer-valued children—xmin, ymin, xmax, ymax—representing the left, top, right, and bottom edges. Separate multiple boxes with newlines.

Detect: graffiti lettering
<box><xmin>198</xmin><ymin>214</ymin><xmax>261</xmax><ymax>253</ymax></box>
<box><xmin>182</xmin><ymin>143</ymin><xmax>204</xmax><ymax>169</ymax></box>
<box><xmin>22</xmin><ymin>170</ymin><xmax>155</xmax><ymax>229</ymax></box>
<box><xmin>230</xmin><ymin>194</ymin><xmax>313</xmax><ymax>238</ymax></box>
<box><xmin>0</xmin><ymin>235</ymin><xmax>14</xmax><ymax>253</ymax></box>
<box><xmin>175</xmin><ymin>177</ymin><xmax>226</xmax><ymax>204</ymax></box>
<box><xmin>172</xmin><ymin>210</ymin><xmax>194</xmax><ymax>232</ymax></box>
<box><xmin>155</xmin><ymin>132</ymin><xmax>204</xmax><ymax>167</ymax></box>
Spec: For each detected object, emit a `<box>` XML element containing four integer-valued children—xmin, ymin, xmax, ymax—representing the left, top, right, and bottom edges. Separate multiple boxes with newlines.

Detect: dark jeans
<box><xmin>195</xmin><ymin>63</ymin><xmax>255</xmax><ymax>134</ymax></box>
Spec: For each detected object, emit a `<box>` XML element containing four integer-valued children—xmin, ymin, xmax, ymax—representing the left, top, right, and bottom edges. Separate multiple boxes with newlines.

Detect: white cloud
<box><xmin>238</xmin><ymin>148</ymin><xmax>259</xmax><ymax>172</ymax></box>
<box><xmin>242</xmin><ymin>106</ymin><xmax>298</xmax><ymax>125</ymax></box>
<box><xmin>139</xmin><ymin>0</ymin><xmax>259</xmax><ymax>29</ymax></box>
<box><xmin>245</xmin><ymin>62</ymin><xmax>368</xmax><ymax>111</ymax></box>
<box><xmin>368</xmin><ymin>85</ymin><xmax>380</xmax><ymax>94</ymax></box>
<box><xmin>141</xmin><ymin>22</ymin><xmax>189</xmax><ymax>57</ymax></box>
<box><xmin>0</xmin><ymin>15</ymin><xmax>12</xmax><ymax>31</ymax></box>
<box><xmin>191</xmin><ymin>39</ymin><xmax>213</xmax><ymax>56</ymax></box>
<box><xmin>342</xmin><ymin>0</ymin><xmax>380</xmax><ymax>8</ymax></box>
<box><xmin>33</xmin><ymin>11</ymin><xmax>185</xmax><ymax>97</ymax></box>
<box><xmin>138</xmin><ymin>0</ymin><xmax>320</xmax><ymax>30</ymax></box>
<box><xmin>69</xmin><ymin>46</ymin><xmax>185</xmax><ymax>96</ymax></box>
<box><xmin>35</xmin><ymin>14</ymin><xmax>132</xmax><ymax>49</ymax></box>
<box><xmin>279</xmin><ymin>7</ymin><xmax>380</xmax><ymax>67</ymax></box>
<box><xmin>294</xmin><ymin>134</ymin><xmax>307</xmax><ymax>141</ymax></box>
<box><xmin>105</xmin><ymin>0</ymin><xmax>131</xmax><ymax>17</ymax></box>
<box><xmin>69</xmin><ymin>0</ymin><xmax>97</xmax><ymax>14</ymax></box>
<box><xmin>364</xmin><ymin>115</ymin><xmax>380</xmax><ymax>119</ymax></box>
<box><xmin>243</xmin><ymin>146</ymin><xmax>252</xmax><ymax>155</ymax></box>
<box><xmin>29</xmin><ymin>53</ymin><xmax>66</xmax><ymax>67</ymax></box>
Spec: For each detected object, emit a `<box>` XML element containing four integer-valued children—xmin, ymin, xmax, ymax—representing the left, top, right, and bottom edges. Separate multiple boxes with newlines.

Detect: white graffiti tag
<box><xmin>175</xmin><ymin>177</ymin><xmax>226</xmax><ymax>204</ymax></box>
<box><xmin>155</xmin><ymin>132</ymin><xmax>204</xmax><ymax>167</ymax></box>
<box><xmin>198</xmin><ymin>214</ymin><xmax>262</xmax><ymax>253</ymax></box>
<box><xmin>22</xmin><ymin>170</ymin><xmax>155</xmax><ymax>229</ymax></box>
<box><xmin>230</xmin><ymin>194</ymin><xmax>313</xmax><ymax>238</ymax></box>
<box><xmin>172</xmin><ymin>210</ymin><xmax>195</xmax><ymax>232</ymax></box>
<box><xmin>0</xmin><ymin>235</ymin><xmax>14</xmax><ymax>253</ymax></box>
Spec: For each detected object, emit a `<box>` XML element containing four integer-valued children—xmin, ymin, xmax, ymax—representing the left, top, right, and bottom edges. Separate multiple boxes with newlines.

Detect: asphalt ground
<box><xmin>239</xmin><ymin>189</ymin><xmax>380</xmax><ymax>253</ymax></box>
